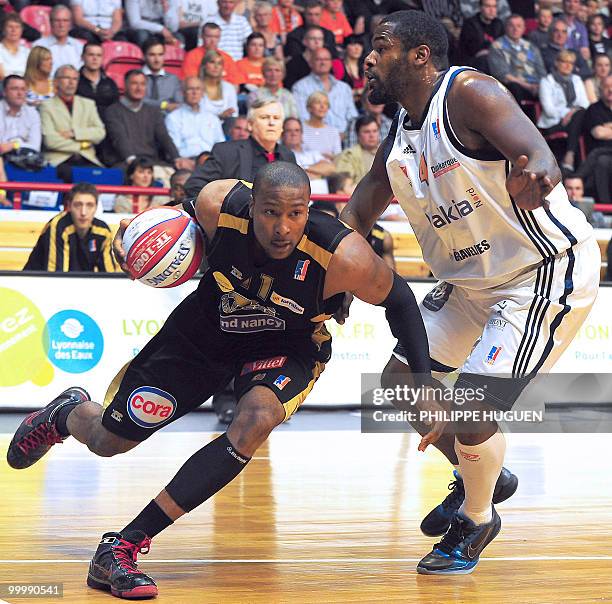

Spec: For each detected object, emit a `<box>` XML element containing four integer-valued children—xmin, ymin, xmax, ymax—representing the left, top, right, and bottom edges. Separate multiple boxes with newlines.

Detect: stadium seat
<box><xmin>102</xmin><ymin>41</ymin><xmax>144</xmax><ymax>69</ymax></box>
<box><xmin>72</xmin><ymin>166</ymin><xmax>123</xmax><ymax>212</ymax></box>
<box><xmin>20</xmin><ymin>5</ymin><xmax>52</xmax><ymax>38</ymax></box>
<box><xmin>106</xmin><ymin>60</ymin><xmax>144</xmax><ymax>92</ymax></box>
<box><xmin>164</xmin><ymin>45</ymin><xmax>185</xmax><ymax>63</ymax></box>
<box><xmin>5</xmin><ymin>164</ymin><xmax>62</xmax><ymax>210</ymax></box>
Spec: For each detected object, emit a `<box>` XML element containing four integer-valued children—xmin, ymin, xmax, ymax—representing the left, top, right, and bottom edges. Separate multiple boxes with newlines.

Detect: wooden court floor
<box><xmin>0</xmin><ymin>420</ymin><xmax>611</xmax><ymax>603</ymax></box>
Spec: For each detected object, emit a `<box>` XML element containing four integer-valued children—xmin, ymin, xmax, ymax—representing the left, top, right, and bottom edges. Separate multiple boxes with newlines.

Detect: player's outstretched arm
<box><xmin>451</xmin><ymin>71</ymin><xmax>561</xmax><ymax>210</ymax></box>
<box><xmin>325</xmin><ymin>232</ymin><xmax>431</xmax><ymax>378</ymax></box>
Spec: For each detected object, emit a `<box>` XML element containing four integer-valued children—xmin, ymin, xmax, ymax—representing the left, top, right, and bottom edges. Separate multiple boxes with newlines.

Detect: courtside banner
<box><xmin>0</xmin><ymin>274</ymin><xmax>610</xmax><ymax>409</ymax></box>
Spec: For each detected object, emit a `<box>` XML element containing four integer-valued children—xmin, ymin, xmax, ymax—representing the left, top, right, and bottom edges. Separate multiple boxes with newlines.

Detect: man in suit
<box><xmin>185</xmin><ymin>99</ymin><xmax>296</xmax><ymax>197</ymax></box>
<box><xmin>40</xmin><ymin>64</ymin><xmax>106</xmax><ymax>182</ymax></box>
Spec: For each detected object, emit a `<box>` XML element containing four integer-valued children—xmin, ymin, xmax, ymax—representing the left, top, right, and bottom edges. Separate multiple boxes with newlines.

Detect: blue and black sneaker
<box><xmin>420</xmin><ymin>467</ymin><xmax>518</xmax><ymax>537</ymax></box>
<box><xmin>417</xmin><ymin>507</ymin><xmax>501</xmax><ymax>575</ymax></box>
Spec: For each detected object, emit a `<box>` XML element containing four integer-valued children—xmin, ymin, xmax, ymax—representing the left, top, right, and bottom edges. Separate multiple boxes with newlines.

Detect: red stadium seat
<box><xmin>20</xmin><ymin>5</ymin><xmax>51</xmax><ymax>38</ymax></box>
<box><xmin>164</xmin><ymin>44</ymin><xmax>185</xmax><ymax>63</ymax></box>
<box><xmin>106</xmin><ymin>60</ymin><xmax>144</xmax><ymax>92</ymax></box>
<box><xmin>524</xmin><ymin>18</ymin><xmax>538</xmax><ymax>34</ymax></box>
<box><xmin>102</xmin><ymin>41</ymin><xmax>144</xmax><ymax>69</ymax></box>
<box><xmin>164</xmin><ymin>64</ymin><xmax>182</xmax><ymax>78</ymax></box>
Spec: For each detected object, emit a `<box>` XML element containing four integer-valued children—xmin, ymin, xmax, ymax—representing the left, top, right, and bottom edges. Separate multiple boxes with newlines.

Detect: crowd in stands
<box><xmin>0</xmin><ymin>0</ymin><xmax>609</xmax><ymax>235</ymax></box>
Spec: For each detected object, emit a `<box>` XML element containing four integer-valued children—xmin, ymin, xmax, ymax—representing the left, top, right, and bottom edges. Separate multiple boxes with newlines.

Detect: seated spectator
<box><xmin>541</xmin><ymin>19</ymin><xmax>592</xmax><ymax>80</ymax></box>
<box><xmin>76</xmin><ymin>42</ymin><xmax>119</xmax><ymax>121</ymax></box>
<box><xmin>229</xmin><ymin>114</ymin><xmax>249</xmax><ymax>139</ymax></box>
<box><xmin>70</xmin><ymin>0</ymin><xmax>125</xmax><ymax>43</ymax></box>
<box><xmin>284</xmin><ymin>0</ymin><xmax>337</xmax><ymax>60</ymax></box>
<box><xmin>271</xmin><ymin>0</ymin><xmax>302</xmax><ymax>42</ymax></box>
<box><xmin>563</xmin><ymin>174</ymin><xmax>611</xmax><ymax>226</ymax></box>
<box><xmin>199</xmin><ymin>49</ymin><xmax>238</xmax><ymax>120</ymax></box>
<box><xmin>24</xmin><ymin>47</ymin><xmax>54</xmax><ymax>107</ymax></box>
<box><xmin>237</xmin><ymin>32</ymin><xmax>266</xmax><ymax>90</ymax></box>
<box><xmin>340</xmin><ymin>34</ymin><xmax>365</xmax><ymax>105</ymax></box>
<box><xmin>587</xmin><ymin>14</ymin><xmax>612</xmax><ymax>58</ymax></box>
<box><xmin>585</xmin><ymin>53</ymin><xmax>612</xmax><ymax>103</ymax></box>
<box><xmin>103</xmin><ymin>69</ymin><xmax>192</xmax><ymax>179</ymax></box>
<box><xmin>251</xmin><ymin>1</ymin><xmax>283</xmax><ymax>59</ymax></box>
<box><xmin>0</xmin><ymin>14</ymin><xmax>30</xmax><ymax>80</ymax></box>
<box><xmin>125</xmin><ymin>0</ymin><xmax>181</xmax><ymax>47</ymax></box>
<box><xmin>166</xmin><ymin>76</ymin><xmax>225</xmax><ymax>158</ymax></box>
<box><xmin>292</xmin><ymin>47</ymin><xmax>357</xmax><ymax>135</ymax></box>
<box><xmin>23</xmin><ymin>183</ymin><xmax>118</xmax><ymax>272</ymax></box>
<box><xmin>247</xmin><ymin>56</ymin><xmax>298</xmax><ymax>118</ymax></box>
<box><xmin>561</xmin><ymin>0</ymin><xmax>590</xmax><ymax>61</ymax></box>
<box><xmin>459</xmin><ymin>0</ymin><xmax>504</xmax><ymax>69</ymax></box>
<box><xmin>344</xmin><ymin>91</ymin><xmax>392</xmax><ymax>148</ymax></box>
<box><xmin>208</xmin><ymin>0</ymin><xmax>253</xmax><ymax>61</ymax></box>
<box><xmin>284</xmin><ymin>25</ymin><xmax>325</xmax><ymax>90</ymax></box>
<box><xmin>113</xmin><ymin>156</ymin><xmax>168</xmax><ymax>213</ymax></box>
<box><xmin>325</xmin><ymin>170</ymin><xmax>354</xmax><ymax>212</ymax></box>
<box><xmin>334</xmin><ymin>114</ymin><xmax>379</xmax><ymax>184</ymax></box>
<box><xmin>538</xmin><ymin>50</ymin><xmax>589</xmax><ymax>170</ymax></box>
<box><xmin>576</xmin><ymin>75</ymin><xmax>612</xmax><ymax>204</ymax></box>
<box><xmin>527</xmin><ymin>7</ymin><xmax>554</xmax><ymax>50</ymax></box>
<box><xmin>0</xmin><ymin>10</ymin><xmax>41</xmax><ymax>44</ymax></box>
<box><xmin>319</xmin><ymin>0</ymin><xmax>352</xmax><ymax>46</ymax></box>
<box><xmin>488</xmin><ymin>15</ymin><xmax>546</xmax><ymax>113</ymax></box>
<box><xmin>185</xmin><ymin>98</ymin><xmax>294</xmax><ymax>196</ymax></box>
<box><xmin>143</xmin><ymin>38</ymin><xmax>183</xmax><ymax>112</ymax></box>
<box><xmin>33</xmin><ymin>6</ymin><xmax>83</xmax><ymax>70</ymax></box>
<box><xmin>181</xmin><ymin>22</ymin><xmax>244</xmax><ymax>84</ymax></box>
<box><xmin>301</xmin><ymin>90</ymin><xmax>341</xmax><ymax>157</ymax></box>
<box><xmin>41</xmin><ymin>65</ymin><xmax>105</xmax><ymax>181</ymax></box>
<box><xmin>168</xmin><ymin>167</ymin><xmax>192</xmax><ymax>204</ymax></box>
<box><xmin>178</xmin><ymin>0</ymin><xmax>217</xmax><ymax>50</ymax></box>
<box><xmin>0</xmin><ymin>75</ymin><xmax>41</xmax><ymax>155</ymax></box>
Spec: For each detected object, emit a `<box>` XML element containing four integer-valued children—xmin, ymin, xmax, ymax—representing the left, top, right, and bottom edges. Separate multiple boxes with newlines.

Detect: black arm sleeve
<box><xmin>377</xmin><ymin>272</ymin><xmax>431</xmax><ymax>381</ymax></box>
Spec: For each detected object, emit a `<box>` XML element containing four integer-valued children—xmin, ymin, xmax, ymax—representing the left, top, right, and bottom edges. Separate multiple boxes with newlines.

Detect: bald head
<box><xmin>311</xmin><ymin>47</ymin><xmax>333</xmax><ymax>76</ymax></box>
<box><xmin>183</xmin><ymin>76</ymin><xmax>204</xmax><ymax>107</ymax></box>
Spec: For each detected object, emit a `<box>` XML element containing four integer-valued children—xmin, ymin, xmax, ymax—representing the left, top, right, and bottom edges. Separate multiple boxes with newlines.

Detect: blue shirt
<box><xmin>165</xmin><ymin>103</ymin><xmax>225</xmax><ymax>158</ymax></box>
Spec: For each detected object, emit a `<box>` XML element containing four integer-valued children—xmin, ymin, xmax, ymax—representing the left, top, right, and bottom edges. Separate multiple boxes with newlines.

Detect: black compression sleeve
<box><xmin>378</xmin><ymin>273</ymin><xmax>432</xmax><ymax>381</ymax></box>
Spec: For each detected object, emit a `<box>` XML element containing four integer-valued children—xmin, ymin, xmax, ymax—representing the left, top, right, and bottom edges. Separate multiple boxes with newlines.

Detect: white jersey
<box><xmin>385</xmin><ymin>66</ymin><xmax>594</xmax><ymax>290</ymax></box>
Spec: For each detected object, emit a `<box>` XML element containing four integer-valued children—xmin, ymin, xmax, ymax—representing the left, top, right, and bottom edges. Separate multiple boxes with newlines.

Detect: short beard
<box><xmin>367</xmin><ymin>84</ymin><xmax>396</xmax><ymax>106</ymax></box>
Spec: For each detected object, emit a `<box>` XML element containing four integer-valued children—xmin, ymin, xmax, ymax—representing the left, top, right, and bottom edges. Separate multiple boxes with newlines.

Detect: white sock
<box><xmin>455</xmin><ymin>430</ymin><xmax>506</xmax><ymax>526</ymax></box>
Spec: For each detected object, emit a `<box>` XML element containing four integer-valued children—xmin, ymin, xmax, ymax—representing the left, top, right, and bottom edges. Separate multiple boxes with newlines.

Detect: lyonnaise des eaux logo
<box><xmin>45</xmin><ymin>310</ymin><xmax>104</xmax><ymax>373</ymax></box>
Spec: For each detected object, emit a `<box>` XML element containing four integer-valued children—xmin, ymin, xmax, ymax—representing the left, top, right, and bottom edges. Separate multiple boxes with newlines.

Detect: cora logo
<box><xmin>127</xmin><ymin>386</ymin><xmax>177</xmax><ymax>428</ymax></box>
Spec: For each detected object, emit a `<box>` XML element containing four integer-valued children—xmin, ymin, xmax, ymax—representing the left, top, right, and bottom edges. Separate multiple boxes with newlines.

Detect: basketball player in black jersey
<box><xmin>7</xmin><ymin>162</ymin><xmax>435</xmax><ymax>599</ymax></box>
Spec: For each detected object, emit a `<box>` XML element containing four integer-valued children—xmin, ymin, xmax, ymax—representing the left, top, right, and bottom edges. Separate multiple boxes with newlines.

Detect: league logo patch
<box><xmin>127</xmin><ymin>386</ymin><xmax>177</xmax><ymax>428</ymax></box>
<box><xmin>294</xmin><ymin>259</ymin><xmax>310</xmax><ymax>281</ymax></box>
<box><xmin>432</xmin><ymin>117</ymin><xmax>441</xmax><ymax>140</ymax></box>
<box><xmin>273</xmin><ymin>375</ymin><xmax>291</xmax><ymax>390</ymax></box>
<box><xmin>485</xmin><ymin>345</ymin><xmax>503</xmax><ymax>365</ymax></box>
<box><xmin>88</xmin><ymin>239</ymin><xmax>97</xmax><ymax>252</ymax></box>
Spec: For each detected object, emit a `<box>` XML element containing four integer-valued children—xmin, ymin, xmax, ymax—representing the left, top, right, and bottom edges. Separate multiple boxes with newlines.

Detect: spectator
<box><xmin>585</xmin><ymin>53</ymin><xmax>612</xmax><ymax>102</ymax></box>
<box><xmin>528</xmin><ymin>7</ymin><xmax>554</xmax><ymax>50</ymax></box>
<box><xmin>561</xmin><ymin>0</ymin><xmax>591</xmax><ymax>60</ymax></box>
<box><xmin>237</xmin><ymin>32</ymin><xmax>266</xmax><ymax>90</ymax></box>
<box><xmin>326</xmin><ymin>170</ymin><xmax>354</xmax><ymax>198</ymax></box>
<box><xmin>41</xmin><ymin>65</ymin><xmax>105</xmax><ymax>181</ymax></box>
<box><xmin>282</xmin><ymin>115</ymin><xmax>334</xmax><ymax>191</ymax></box>
<box><xmin>538</xmin><ymin>49</ymin><xmax>589</xmax><ymax>170</ymax></box>
<box><xmin>341</xmin><ymin>34</ymin><xmax>365</xmax><ymax>105</ymax></box>
<box><xmin>459</xmin><ymin>0</ymin><xmax>504</xmax><ymax>69</ymax></box>
<box><xmin>103</xmin><ymin>69</ymin><xmax>192</xmax><ymax>178</ymax></box>
<box><xmin>284</xmin><ymin>24</ymin><xmax>325</xmax><ymax>90</ymax></box>
<box><xmin>292</xmin><ymin>46</ymin><xmax>357</xmax><ymax>135</ymax></box>
<box><xmin>251</xmin><ymin>1</ymin><xmax>283</xmax><ymax>59</ymax></box>
<box><xmin>301</xmin><ymin>90</ymin><xmax>341</xmax><ymax>156</ymax></box>
<box><xmin>271</xmin><ymin>0</ymin><xmax>302</xmax><ymax>42</ymax></box>
<box><xmin>23</xmin><ymin>183</ymin><xmax>118</xmax><ymax>272</ymax></box>
<box><xmin>181</xmin><ymin>22</ymin><xmax>244</xmax><ymax>84</ymax></box>
<box><xmin>142</xmin><ymin>38</ymin><xmax>183</xmax><ymax>112</ymax></box>
<box><xmin>125</xmin><ymin>0</ymin><xmax>181</xmax><ymax>47</ymax></box>
<box><xmin>284</xmin><ymin>0</ymin><xmax>337</xmax><ymax>60</ymax></box>
<box><xmin>319</xmin><ymin>0</ymin><xmax>352</xmax><ymax>46</ymax></box>
<box><xmin>208</xmin><ymin>0</ymin><xmax>253</xmax><ymax>61</ymax></box>
<box><xmin>199</xmin><ymin>49</ymin><xmax>239</xmax><ymax>119</ymax></box>
<box><xmin>587</xmin><ymin>13</ymin><xmax>612</xmax><ymax>58</ymax></box>
<box><xmin>0</xmin><ymin>14</ymin><xmax>30</xmax><ymax>80</ymax></box>
<box><xmin>541</xmin><ymin>19</ymin><xmax>593</xmax><ymax>80</ymax></box>
<box><xmin>76</xmin><ymin>42</ymin><xmax>120</xmax><ymax>120</ymax></box>
<box><xmin>178</xmin><ymin>0</ymin><xmax>217</xmax><ymax>50</ymax></box>
<box><xmin>113</xmin><ymin>156</ymin><xmax>168</xmax><ymax>213</ymax></box>
<box><xmin>24</xmin><ymin>47</ymin><xmax>54</xmax><ymax>106</ymax></box>
<box><xmin>459</xmin><ymin>0</ymin><xmax>511</xmax><ymax>21</ymax></box>
<box><xmin>184</xmin><ymin>98</ymin><xmax>294</xmax><ymax>196</ymax></box>
<box><xmin>247</xmin><ymin>56</ymin><xmax>298</xmax><ymax>118</ymax></box>
<box><xmin>563</xmin><ymin>174</ymin><xmax>611</xmax><ymax>226</ymax></box>
<box><xmin>168</xmin><ymin>167</ymin><xmax>192</xmax><ymax>203</ymax></box>
<box><xmin>166</xmin><ymin>76</ymin><xmax>225</xmax><ymax>158</ymax></box>
<box><xmin>0</xmin><ymin>11</ymin><xmax>41</xmax><ymax>44</ymax></box>
<box><xmin>334</xmin><ymin>114</ymin><xmax>379</xmax><ymax>183</ymax></box>
<box><xmin>344</xmin><ymin>90</ymin><xmax>393</xmax><ymax>148</ymax></box>
<box><xmin>229</xmin><ymin>114</ymin><xmax>249</xmax><ymax>139</ymax></box>
<box><xmin>488</xmin><ymin>15</ymin><xmax>546</xmax><ymax>112</ymax></box>
<box><xmin>576</xmin><ymin>75</ymin><xmax>612</xmax><ymax>203</ymax></box>
<box><xmin>33</xmin><ymin>6</ymin><xmax>83</xmax><ymax>70</ymax></box>
<box><xmin>342</xmin><ymin>0</ymin><xmax>406</xmax><ymax>38</ymax></box>
<box><xmin>70</xmin><ymin>0</ymin><xmax>125</xmax><ymax>43</ymax></box>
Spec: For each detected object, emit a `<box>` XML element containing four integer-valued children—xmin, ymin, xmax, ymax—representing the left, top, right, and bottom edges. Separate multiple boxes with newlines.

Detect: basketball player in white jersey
<box><xmin>340</xmin><ymin>10</ymin><xmax>601</xmax><ymax>574</ymax></box>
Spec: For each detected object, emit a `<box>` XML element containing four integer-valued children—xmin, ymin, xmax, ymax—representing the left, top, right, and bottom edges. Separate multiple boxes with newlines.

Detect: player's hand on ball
<box><xmin>113</xmin><ymin>218</ymin><xmax>134</xmax><ymax>277</ymax></box>
<box><xmin>506</xmin><ymin>155</ymin><xmax>553</xmax><ymax>211</ymax></box>
<box><xmin>333</xmin><ymin>292</ymin><xmax>353</xmax><ymax>325</ymax></box>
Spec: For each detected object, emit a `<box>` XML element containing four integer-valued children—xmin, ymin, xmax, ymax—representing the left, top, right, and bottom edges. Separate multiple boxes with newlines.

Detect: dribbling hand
<box><xmin>506</xmin><ymin>155</ymin><xmax>552</xmax><ymax>211</ymax></box>
<box><xmin>112</xmin><ymin>218</ymin><xmax>134</xmax><ymax>278</ymax></box>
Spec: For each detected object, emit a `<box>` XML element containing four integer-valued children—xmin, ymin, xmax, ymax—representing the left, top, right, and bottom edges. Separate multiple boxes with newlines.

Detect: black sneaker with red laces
<box><xmin>87</xmin><ymin>531</ymin><xmax>158</xmax><ymax>599</ymax></box>
<box><xmin>6</xmin><ymin>387</ymin><xmax>90</xmax><ymax>469</ymax></box>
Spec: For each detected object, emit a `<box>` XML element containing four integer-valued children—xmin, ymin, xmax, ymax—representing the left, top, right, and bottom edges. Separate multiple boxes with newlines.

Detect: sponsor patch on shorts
<box><xmin>126</xmin><ymin>386</ymin><xmax>177</xmax><ymax>428</ymax></box>
<box><xmin>241</xmin><ymin>356</ymin><xmax>287</xmax><ymax>375</ymax></box>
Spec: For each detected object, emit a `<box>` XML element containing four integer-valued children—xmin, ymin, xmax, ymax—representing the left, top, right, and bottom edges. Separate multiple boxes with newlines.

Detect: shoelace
<box><xmin>440</xmin><ymin>478</ymin><xmax>465</xmax><ymax>510</ymax></box>
<box><xmin>17</xmin><ymin>423</ymin><xmax>63</xmax><ymax>454</ymax></box>
<box><xmin>112</xmin><ymin>538</ymin><xmax>152</xmax><ymax>575</ymax></box>
<box><xmin>434</xmin><ymin>515</ymin><xmax>467</xmax><ymax>555</ymax></box>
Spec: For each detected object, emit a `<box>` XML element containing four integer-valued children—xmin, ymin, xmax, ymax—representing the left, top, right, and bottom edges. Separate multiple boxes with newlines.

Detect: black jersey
<box><xmin>368</xmin><ymin>223</ymin><xmax>387</xmax><ymax>259</ymax></box>
<box><xmin>196</xmin><ymin>181</ymin><xmax>353</xmax><ymax>361</ymax></box>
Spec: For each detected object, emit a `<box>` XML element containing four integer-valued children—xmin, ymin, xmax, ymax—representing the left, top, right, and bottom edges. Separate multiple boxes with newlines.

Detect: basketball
<box><xmin>123</xmin><ymin>207</ymin><xmax>204</xmax><ymax>288</ymax></box>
